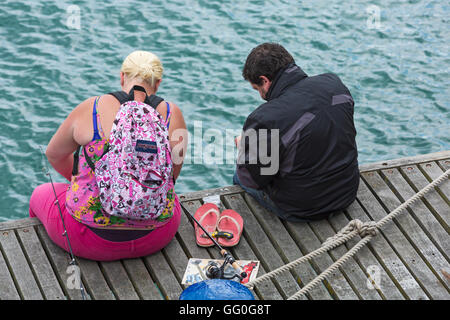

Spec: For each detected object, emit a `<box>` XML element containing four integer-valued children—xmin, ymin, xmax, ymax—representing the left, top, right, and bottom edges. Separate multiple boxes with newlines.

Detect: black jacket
<box><xmin>236</xmin><ymin>63</ymin><xmax>359</xmax><ymax>221</ymax></box>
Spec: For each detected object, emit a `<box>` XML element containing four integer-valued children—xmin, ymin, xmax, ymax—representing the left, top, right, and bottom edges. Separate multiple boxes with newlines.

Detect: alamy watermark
<box><xmin>366</xmin><ymin>265</ymin><xmax>382</xmax><ymax>290</ymax></box>
<box><xmin>66</xmin><ymin>265</ymin><xmax>82</xmax><ymax>290</ymax></box>
<box><xmin>170</xmin><ymin>121</ymin><xmax>280</xmax><ymax>176</ymax></box>
<box><xmin>66</xmin><ymin>5</ymin><xmax>81</xmax><ymax>30</ymax></box>
<box><xmin>366</xmin><ymin>5</ymin><xmax>381</xmax><ymax>30</ymax></box>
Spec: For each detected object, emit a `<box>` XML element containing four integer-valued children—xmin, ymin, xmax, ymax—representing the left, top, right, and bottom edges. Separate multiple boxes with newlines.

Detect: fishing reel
<box><xmin>205</xmin><ymin>252</ymin><xmax>247</xmax><ymax>282</ymax></box>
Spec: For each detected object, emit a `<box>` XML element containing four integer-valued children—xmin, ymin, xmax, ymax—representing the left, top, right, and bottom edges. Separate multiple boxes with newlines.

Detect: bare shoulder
<box><xmin>156</xmin><ymin>101</ymin><xmax>185</xmax><ymax>123</ymax></box>
<box><xmin>167</xmin><ymin>101</ymin><xmax>186</xmax><ymax>129</ymax></box>
<box><xmin>70</xmin><ymin>96</ymin><xmax>98</xmax><ymax>145</ymax></box>
<box><xmin>71</xmin><ymin>96</ymin><xmax>97</xmax><ymax>116</ymax></box>
<box><xmin>98</xmin><ymin>94</ymin><xmax>120</xmax><ymax>107</ymax></box>
<box><xmin>168</xmin><ymin>101</ymin><xmax>183</xmax><ymax>117</ymax></box>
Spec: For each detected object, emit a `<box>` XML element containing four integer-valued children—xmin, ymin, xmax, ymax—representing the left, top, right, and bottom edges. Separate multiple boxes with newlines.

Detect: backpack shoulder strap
<box><xmin>84</xmin><ymin>146</ymin><xmax>96</xmax><ymax>172</ymax></box>
<box><xmin>146</xmin><ymin>95</ymin><xmax>164</xmax><ymax>109</ymax></box>
<box><xmin>72</xmin><ymin>146</ymin><xmax>81</xmax><ymax>176</ymax></box>
<box><xmin>83</xmin><ymin>145</ymin><xmax>110</xmax><ymax>172</ymax></box>
<box><xmin>108</xmin><ymin>91</ymin><xmax>129</xmax><ymax>105</ymax></box>
<box><xmin>108</xmin><ymin>86</ymin><xmax>164</xmax><ymax>109</ymax></box>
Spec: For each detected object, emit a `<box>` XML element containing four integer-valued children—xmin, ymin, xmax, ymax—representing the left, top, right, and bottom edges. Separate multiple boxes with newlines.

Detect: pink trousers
<box><xmin>29</xmin><ymin>183</ymin><xmax>181</xmax><ymax>261</ymax></box>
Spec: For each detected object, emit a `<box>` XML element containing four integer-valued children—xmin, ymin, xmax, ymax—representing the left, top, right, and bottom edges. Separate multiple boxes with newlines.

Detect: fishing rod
<box><xmin>39</xmin><ymin>146</ymin><xmax>87</xmax><ymax>300</ymax></box>
<box><xmin>185</xmin><ymin>204</ymin><xmax>247</xmax><ymax>282</ymax></box>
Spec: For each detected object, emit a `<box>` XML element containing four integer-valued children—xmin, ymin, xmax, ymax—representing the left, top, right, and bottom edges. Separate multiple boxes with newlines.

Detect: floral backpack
<box><xmin>85</xmin><ymin>85</ymin><xmax>173</xmax><ymax>221</ymax></box>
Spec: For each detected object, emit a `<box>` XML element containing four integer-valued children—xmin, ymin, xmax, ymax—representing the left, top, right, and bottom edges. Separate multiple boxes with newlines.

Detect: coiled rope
<box><xmin>243</xmin><ymin>168</ymin><xmax>450</xmax><ymax>300</ymax></box>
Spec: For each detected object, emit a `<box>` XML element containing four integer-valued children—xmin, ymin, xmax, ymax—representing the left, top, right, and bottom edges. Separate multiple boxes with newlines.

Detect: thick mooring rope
<box><xmin>244</xmin><ymin>168</ymin><xmax>450</xmax><ymax>300</ymax></box>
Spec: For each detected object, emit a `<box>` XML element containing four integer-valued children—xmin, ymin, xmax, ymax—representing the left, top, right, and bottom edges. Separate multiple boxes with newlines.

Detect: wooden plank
<box><xmin>0</xmin><ymin>217</ymin><xmax>42</xmax><ymax>232</ymax></box>
<box><xmin>178</xmin><ymin>201</ymin><xmax>216</xmax><ymax>260</ymax></box>
<box><xmin>122</xmin><ymin>258</ymin><xmax>163</xmax><ymax>300</ymax></box>
<box><xmin>383</xmin><ymin>167</ymin><xmax>449</xmax><ymax>257</ymax></box>
<box><xmin>243</xmin><ymin>193</ymin><xmax>333</xmax><ymax>300</ymax></box>
<box><xmin>360</xmin><ymin>173</ymin><xmax>449</xmax><ymax>299</ymax></box>
<box><xmin>181</xmin><ymin>199</ymin><xmax>281</xmax><ymax>300</ymax></box>
<box><xmin>359</xmin><ymin>150</ymin><xmax>450</xmax><ymax>172</ymax></box>
<box><xmin>421</xmin><ymin>160</ymin><xmax>450</xmax><ymax>201</ymax></box>
<box><xmin>178</xmin><ymin>200</ymin><xmax>260</xmax><ymax>299</ymax></box>
<box><xmin>0</xmin><ymin>230</ymin><xmax>42</xmax><ymax>299</ymax></box>
<box><xmin>37</xmin><ymin>225</ymin><xmax>158</xmax><ymax>300</ymax></box>
<box><xmin>100</xmin><ymin>261</ymin><xmax>140</xmax><ymax>300</ymax></box>
<box><xmin>344</xmin><ymin>198</ymin><xmax>426</xmax><ymax>299</ymax></box>
<box><xmin>180</xmin><ymin>200</ymin><xmax>225</xmax><ymax>264</ymax></box>
<box><xmin>0</xmin><ymin>247</ymin><xmax>20</xmax><ymax>299</ymax></box>
<box><xmin>281</xmin><ymin>213</ymin><xmax>360</xmax><ymax>299</ymax></box>
<box><xmin>228</xmin><ymin>234</ymin><xmax>279</xmax><ymax>300</ymax></box>
<box><xmin>16</xmin><ymin>227</ymin><xmax>65</xmax><ymax>300</ymax></box>
<box><xmin>226</xmin><ymin>232</ymin><xmax>275</xmax><ymax>300</ymax></box>
<box><xmin>161</xmin><ymin>235</ymin><xmax>191</xmax><ymax>288</ymax></box>
<box><xmin>36</xmin><ymin>225</ymin><xmax>84</xmax><ymax>300</ymax></box>
<box><xmin>438</xmin><ymin>159</ymin><xmax>450</xmax><ymax>172</ymax></box>
<box><xmin>186</xmin><ymin>201</ymin><xmax>283</xmax><ymax>300</ymax></box>
<box><xmin>283</xmin><ymin>219</ymin><xmax>360</xmax><ymax>299</ymax></box>
<box><xmin>77</xmin><ymin>258</ymin><xmax>114</xmax><ymax>300</ymax></box>
<box><xmin>144</xmin><ymin>251</ymin><xmax>183</xmax><ymax>300</ymax></box>
<box><xmin>402</xmin><ymin>163</ymin><xmax>449</xmax><ymax>229</ymax></box>
<box><xmin>365</xmin><ymin>171</ymin><xmax>450</xmax><ymax>283</ymax></box>
<box><xmin>308</xmin><ymin>217</ymin><xmax>383</xmax><ymax>300</ymax></box>
<box><xmin>179</xmin><ymin>185</ymin><xmax>243</xmax><ymax>202</ymax></box>
<box><xmin>223</xmin><ymin>193</ymin><xmax>302</xmax><ymax>299</ymax></box>
<box><xmin>328</xmin><ymin>207</ymin><xmax>406</xmax><ymax>300</ymax></box>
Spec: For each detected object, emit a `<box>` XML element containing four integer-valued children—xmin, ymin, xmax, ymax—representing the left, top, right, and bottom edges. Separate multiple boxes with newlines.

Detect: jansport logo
<box><xmin>135</xmin><ymin>140</ymin><xmax>157</xmax><ymax>154</ymax></box>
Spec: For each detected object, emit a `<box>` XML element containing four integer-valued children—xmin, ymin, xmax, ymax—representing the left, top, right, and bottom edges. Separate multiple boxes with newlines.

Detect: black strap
<box><xmin>128</xmin><ymin>85</ymin><xmax>147</xmax><ymax>98</ymax></box>
<box><xmin>147</xmin><ymin>95</ymin><xmax>164</xmax><ymax>108</ymax></box>
<box><xmin>84</xmin><ymin>145</ymin><xmax>110</xmax><ymax>172</ymax></box>
<box><xmin>84</xmin><ymin>146</ymin><xmax>96</xmax><ymax>172</ymax></box>
<box><xmin>72</xmin><ymin>146</ymin><xmax>81</xmax><ymax>176</ymax></box>
<box><xmin>108</xmin><ymin>91</ymin><xmax>128</xmax><ymax>105</ymax></box>
<box><xmin>108</xmin><ymin>85</ymin><xmax>164</xmax><ymax>109</ymax></box>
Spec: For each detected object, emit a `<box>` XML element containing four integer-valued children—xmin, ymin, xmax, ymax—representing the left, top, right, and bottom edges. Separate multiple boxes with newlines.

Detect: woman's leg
<box><xmin>29</xmin><ymin>183</ymin><xmax>73</xmax><ymax>252</ymax></box>
<box><xmin>29</xmin><ymin>183</ymin><xmax>182</xmax><ymax>261</ymax></box>
<box><xmin>75</xmin><ymin>194</ymin><xmax>182</xmax><ymax>261</ymax></box>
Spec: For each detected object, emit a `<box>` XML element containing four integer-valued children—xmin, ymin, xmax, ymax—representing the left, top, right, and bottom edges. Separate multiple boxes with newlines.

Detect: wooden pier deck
<box><xmin>0</xmin><ymin>151</ymin><xmax>449</xmax><ymax>300</ymax></box>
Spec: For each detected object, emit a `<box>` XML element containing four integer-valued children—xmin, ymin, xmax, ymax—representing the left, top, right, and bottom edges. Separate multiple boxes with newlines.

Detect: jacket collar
<box><xmin>266</xmin><ymin>63</ymin><xmax>308</xmax><ymax>101</ymax></box>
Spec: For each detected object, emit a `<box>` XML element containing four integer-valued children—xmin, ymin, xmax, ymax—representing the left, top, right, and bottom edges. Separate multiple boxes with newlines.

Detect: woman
<box><xmin>29</xmin><ymin>50</ymin><xmax>187</xmax><ymax>261</ymax></box>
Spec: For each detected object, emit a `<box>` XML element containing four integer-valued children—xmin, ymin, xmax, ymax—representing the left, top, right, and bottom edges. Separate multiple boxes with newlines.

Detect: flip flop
<box><xmin>217</xmin><ymin>209</ymin><xmax>243</xmax><ymax>247</ymax></box>
<box><xmin>194</xmin><ymin>203</ymin><xmax>220</xmax><ymax>247</ymax></box>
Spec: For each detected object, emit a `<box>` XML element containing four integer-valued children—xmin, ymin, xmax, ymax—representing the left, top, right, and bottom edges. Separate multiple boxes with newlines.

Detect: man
<box><xmin>234</xmin><ymin>43</ymin><xmax>359</xmax><ymax>222</ymax></box>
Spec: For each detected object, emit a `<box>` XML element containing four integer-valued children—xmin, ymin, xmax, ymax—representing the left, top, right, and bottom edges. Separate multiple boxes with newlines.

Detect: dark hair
<box><xmin>242</xmin><ymin>43</ymin><xmax>295</xmax><ymax>85</ymax></box>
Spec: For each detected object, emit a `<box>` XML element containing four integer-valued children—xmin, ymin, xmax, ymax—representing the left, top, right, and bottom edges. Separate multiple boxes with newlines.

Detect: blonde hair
<box><xmin>121</xmin><ymin>50</ymin><xmax>164</xmax><ymax>88</ymax></box>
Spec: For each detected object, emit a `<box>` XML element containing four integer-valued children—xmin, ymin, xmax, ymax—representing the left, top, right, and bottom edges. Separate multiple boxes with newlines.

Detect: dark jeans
<box><xmin>233</xmin><ymin>172</ymin><xmax>312</xmax><ymax>222</ymax></box>
<box><xmin>233</xmin><ymin>172</ymin><xmax>337</xmax><ymax>222</ymax></box>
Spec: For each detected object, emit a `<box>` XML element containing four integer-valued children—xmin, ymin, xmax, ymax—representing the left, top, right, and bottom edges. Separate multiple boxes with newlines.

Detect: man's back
<box><xmin>239</xmin><ymin>64</ymin><xmax>359</xmax><ymax>221</ymax></box>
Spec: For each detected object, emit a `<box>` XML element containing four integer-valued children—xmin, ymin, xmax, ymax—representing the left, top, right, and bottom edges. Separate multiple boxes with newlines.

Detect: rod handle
<box><xmin>220</xmin><ymin>249</ymin><xmax>248</xmax><ymax>279</ymax></box>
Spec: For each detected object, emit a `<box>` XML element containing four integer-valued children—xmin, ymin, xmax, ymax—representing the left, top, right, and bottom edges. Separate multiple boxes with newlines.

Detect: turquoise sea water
<box><xmin>0</xmin><ymin>0</ymin><xmax>448</xmax><ymax>221</ymax></box>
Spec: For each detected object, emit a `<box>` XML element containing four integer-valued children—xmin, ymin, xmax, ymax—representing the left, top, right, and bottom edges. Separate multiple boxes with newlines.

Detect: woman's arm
<box><xmin>167</xmin><ymin>102</ymin><xmax>188</xmax><ymax>182</ymax></box>
<box><xmin>46</xmin><ymin>97</ymin><xmax>93</xmax><ymax>181</ymax></box>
